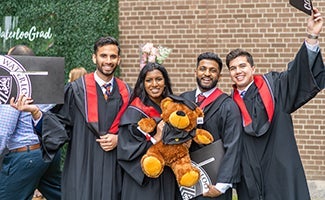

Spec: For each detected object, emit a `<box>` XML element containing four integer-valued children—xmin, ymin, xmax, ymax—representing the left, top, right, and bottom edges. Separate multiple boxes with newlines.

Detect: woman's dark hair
<box><xmin>130</xmin><ymin>62</ymin><xmax>173</xmax><ymax>104</ymax></box>
<box><xmin>93</xmin><ymin>36</ymin><xmax>121</xmax><ymax>55</ymax></box>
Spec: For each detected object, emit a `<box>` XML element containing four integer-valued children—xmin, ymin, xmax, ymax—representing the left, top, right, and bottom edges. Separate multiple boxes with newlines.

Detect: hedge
<box><xmin>0</xmin><ymin>0</ymin><xmax>120</xmax><ymax>80</ymax></box>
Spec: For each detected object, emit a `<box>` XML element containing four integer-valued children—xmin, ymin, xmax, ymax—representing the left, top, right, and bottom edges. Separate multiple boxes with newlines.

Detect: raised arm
<box><xmin>305</xmin><ymin>8</ymin><xmax>323</xmax><ymax>45</ymax></box>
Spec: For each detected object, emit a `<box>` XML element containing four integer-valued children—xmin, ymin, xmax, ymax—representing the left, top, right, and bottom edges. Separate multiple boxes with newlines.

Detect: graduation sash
<box><xmin>233</xmin><ymin>75</ymin><xmax>275</xmax><ymax>131</ymax></box>
<box><xmin>130</xmin><ymin>97</ymin><xmax>161</xmax><ymax>142</ymax></box>
<box><xmin>84</xmin><ymin>73</ymin><xmax>130</xmax><ymax>134</ymax></box>
<box><xmin>199</xmin><ymin>88</ymin><xmax>224</xmax><ymax>109</ymax></box>
<box><xmin>129</xmin><ymin>97</ymin><xmax>161</xmax><ymax>118</ymax></box>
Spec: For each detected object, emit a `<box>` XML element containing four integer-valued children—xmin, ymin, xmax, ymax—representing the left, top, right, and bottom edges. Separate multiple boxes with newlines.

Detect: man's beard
<box><xmin>97</xmin><ymin>65</ymin><xmax>117</xmax><ymax>77</ymax></box>
<box><xmin>196</xmin><ymin>77</ymin><xmax>218</xmax><ymax>91</ymax></box>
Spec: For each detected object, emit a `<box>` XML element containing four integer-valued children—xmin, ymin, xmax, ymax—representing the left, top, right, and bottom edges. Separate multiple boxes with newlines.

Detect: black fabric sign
<box><xmin>290</xmin><ymin>0</ymin><xmax>313</xmax><ymax>15</ymax></box>
<box><xmin>0</xmin><ymin>55</ymin><xmax>65</xmax><ymax>104</ymax></box>
<box><xmin>179</xmin><ymin>140</ymin><xmax>225</xmax><ymax>200</ymax></box>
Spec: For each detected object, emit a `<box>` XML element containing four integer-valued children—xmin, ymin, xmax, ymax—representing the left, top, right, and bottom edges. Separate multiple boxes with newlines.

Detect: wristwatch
<box><xmin>307</xmin><ymin>33</ymin><xmax>319</xmax><ymax>39</ymax></box>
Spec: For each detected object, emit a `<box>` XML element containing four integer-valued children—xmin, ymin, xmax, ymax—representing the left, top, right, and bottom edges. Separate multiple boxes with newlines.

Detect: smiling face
<box><xmin>144</xmin><ymin>69</ymin><xmax>166</xmax><ymax>105</ymax></box>
<box><xmin>195</xmin><ymin>59</ymin><xmax>221</xmax><ymax>92</ymax></box>
<box><xmin>92</xmin><ymin>44</ymin><xmax>120</xmax><ymax>81</ymax></box>
<box><xmin>228</xmin><ymin>56</ymin><xmax>255</xmax><ymax>90</ymax></box>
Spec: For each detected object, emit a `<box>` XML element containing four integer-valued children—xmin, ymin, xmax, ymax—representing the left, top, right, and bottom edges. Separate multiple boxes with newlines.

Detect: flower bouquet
<box><xmin>139</xmin><ymin>43</ymin><xmax>172</xmax><ymax>69</ymax></box>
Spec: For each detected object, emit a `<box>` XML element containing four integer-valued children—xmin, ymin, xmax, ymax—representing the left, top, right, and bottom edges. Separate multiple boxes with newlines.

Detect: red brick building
<box><xmin>118</xmin><ymin>0</ymin><xmax>325</xmax><ymax>183</ymax></box>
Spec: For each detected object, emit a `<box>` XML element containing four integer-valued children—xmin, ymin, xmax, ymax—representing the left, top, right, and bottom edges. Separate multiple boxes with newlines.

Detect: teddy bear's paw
<box><xmin>179</xmin><ymin>170</ymin><xmax>200</xmax><ymax>187</ymax></box>
<box><xmin>196</xmin><ymin>134</ymin><xmax>213</xmax><ymax>145</ymax></box>
<box><xmin>138</xmin><ymin>118</ymin><xmax>156</xmax><ymax>133</ymax></box>
<box><xmin>194</xmin><ymin>129</ymin><xmax>214</xmax><ymax>145</ymax></box>
<box><xmin>142</xmin><ymin>156</ymin><xmax>163</xmax><ymax>178</ymax></box>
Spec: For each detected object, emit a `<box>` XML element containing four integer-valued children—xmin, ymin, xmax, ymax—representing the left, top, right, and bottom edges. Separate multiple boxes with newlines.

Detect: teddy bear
<box><xmin>138</xmin><ymin>94</ymin><xmax>214</xmax><ymax>187</ymax></box>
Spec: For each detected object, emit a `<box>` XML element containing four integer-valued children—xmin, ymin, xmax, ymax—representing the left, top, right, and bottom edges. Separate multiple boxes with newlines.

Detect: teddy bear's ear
<box><xmin>161</xmin><ymin>97</ymin><xmax>173</xmax><ymax>109</ymax></box>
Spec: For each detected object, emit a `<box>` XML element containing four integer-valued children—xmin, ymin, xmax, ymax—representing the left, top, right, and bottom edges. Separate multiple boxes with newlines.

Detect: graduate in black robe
<box><xmin>181</xmin><ymin>52</ymin><xmax>242</xmax><ymax>200</ymax></box>
<box><xmin>225</xmin><ymin>9</ymin><xmax>325</xmax><ymax>200</ymax></box>
<box><xmin>117</xmin><ymin>62</ymin><xmax>182</xmax><ymax>200</ymax></box>
<box><xmin>11</xmin><ymin>36</ymin><xmax>131</xmax><ymax>200</ymax></box>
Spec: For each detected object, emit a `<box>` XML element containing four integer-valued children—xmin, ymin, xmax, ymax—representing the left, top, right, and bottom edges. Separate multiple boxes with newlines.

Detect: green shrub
<box><xmin>0</xmin><ymin>0</ymin><xmax>120</xmax><ymax>80</ymax></box>
<box><xmin>1</xmin><ymin>0</ymin><xmax>119</xmax><ymax>168</ymax></box>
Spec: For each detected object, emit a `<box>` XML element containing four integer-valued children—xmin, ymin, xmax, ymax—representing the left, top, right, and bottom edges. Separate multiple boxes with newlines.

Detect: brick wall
<box><xmin>119</xmin><ymin>0</ymin><xmax>325</xmax><ymax>180</ymax></box>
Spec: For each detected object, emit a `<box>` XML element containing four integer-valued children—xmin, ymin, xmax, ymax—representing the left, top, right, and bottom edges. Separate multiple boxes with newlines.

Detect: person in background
<box><xmin>0</xmin><ymin>45</ymin><xmax>61</xmax><ymax>200</ymax></box>
<box><xmin>68</xmin><ymin>66</ymin><xmax>87</xmax><ymax>82</ymax></box>
<box><xmin>10</xmin><ymin>36</ymin><xmax>131</xmax><ymax>200</ymax></box>
<box><xmin>225</xmin><ymin>8</ymin><xmax>324</xmax><ymax>200</ymax></box>
<box><xmin>180</xmin><ymin>52</ymin><xmax>242</xmax><ymax>200</ymax></box>
<box><xmin>7</xmin><ymin>44</ymin><xmax>36</xmax><ymax>56</ymax></box>
<box><xmin>117</xmin><ymin>62</ymin><xmax>182</xmax><ymax>200</ymax></box>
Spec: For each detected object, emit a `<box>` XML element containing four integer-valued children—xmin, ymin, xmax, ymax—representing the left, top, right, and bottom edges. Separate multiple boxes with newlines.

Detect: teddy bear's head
<box><xmin>160</xmin><ymin>95</ymin><xmax>204</xmax><ymax>132</ymax></box>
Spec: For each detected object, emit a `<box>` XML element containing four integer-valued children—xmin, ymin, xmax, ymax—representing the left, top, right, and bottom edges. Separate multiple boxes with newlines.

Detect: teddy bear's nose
<box><xmin>176</xmin><ymin>111</ymin><xmax>186</xmax><ymax>116</ymax></box>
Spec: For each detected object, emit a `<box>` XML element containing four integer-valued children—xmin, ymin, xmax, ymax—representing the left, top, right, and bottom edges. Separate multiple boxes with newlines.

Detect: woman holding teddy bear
<box><xmin>117</xmin><ymin>62</ymin><xmax>182</xmax><ymax>200</ymax></box>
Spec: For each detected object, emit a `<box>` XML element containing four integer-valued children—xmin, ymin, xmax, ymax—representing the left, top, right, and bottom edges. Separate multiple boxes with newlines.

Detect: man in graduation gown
<box><xmin>181</xmin><ymin>52</ymin><xmax>242</xmax><ymax>200</ymax></box>
<box><xmin>225</xmin><ymin>8</ymin><xmax>324</xmax><ymax>200</ymax></box>
<box><xmin>11</xmin><ymin>36</ymin><xmax>131</xmax><ymax>200</ymax></box>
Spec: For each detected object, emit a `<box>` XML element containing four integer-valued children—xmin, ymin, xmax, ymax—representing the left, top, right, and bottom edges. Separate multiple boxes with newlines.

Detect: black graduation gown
<box><xmin>180</xmin><ymin>90</ymin><xmax>242</xmax><ymax>200</ymax></box>
<box><xmin>235</xmin><ymin>43</ymin><xmax>325</xmax><ymax>200</ymax></box>
<box><xmin>117</xmin><ymin>98</ymin><xmax>182</xmax><ymax>200</ymax></box>
<box><xmin>38</xmin><ymin>77</ymin><xmax>127</xmax><ymax>200</ymax></box>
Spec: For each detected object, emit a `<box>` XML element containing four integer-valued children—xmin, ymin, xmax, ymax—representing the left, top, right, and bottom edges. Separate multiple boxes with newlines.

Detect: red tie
<box><xmin>103</xmin><ymin>83</ymin><xmax>111</xmax><ymax>100</ymax></box>
<box><xmin>197</xmin><ymin>93</ymin><xmax>206</xmax><ymax>105</ymax></box>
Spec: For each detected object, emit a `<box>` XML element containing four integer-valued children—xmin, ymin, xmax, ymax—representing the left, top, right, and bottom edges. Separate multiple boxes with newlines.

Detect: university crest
<box><xmin>0</xmin><ymin>55</ymin><xmax>32</xmax><ymax>104</ymax></box>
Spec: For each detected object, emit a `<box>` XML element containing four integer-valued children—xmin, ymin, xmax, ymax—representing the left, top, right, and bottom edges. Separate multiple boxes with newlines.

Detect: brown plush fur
<box><xmin>139</xmin><ymin>97</ymin><xmax>214</xmax><ymax>187</ymax></box>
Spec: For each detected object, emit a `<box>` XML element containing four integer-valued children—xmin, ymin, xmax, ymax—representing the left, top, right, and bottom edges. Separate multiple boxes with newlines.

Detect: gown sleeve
<box><xmin>35</xmin><ymin>84</ymin><xmax>73</xmax><ymax>161</ymax></box>
<box><xmin>117</xmin><ymin>108</ymin><xmax>154</xmax><ymax>186</ymax></box>
<box><xmin>269</xmin><ymin>42</ymin><xmax>325</xmax><ymax>113</ymax></box>
<box><xmin>215</xmin><ymin>98</ymin><xmax>242</xmax><ymax>184</ymax></box>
